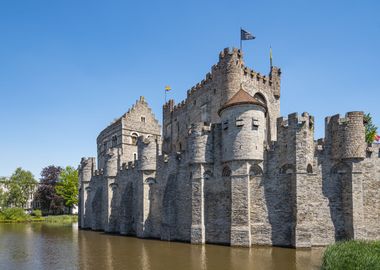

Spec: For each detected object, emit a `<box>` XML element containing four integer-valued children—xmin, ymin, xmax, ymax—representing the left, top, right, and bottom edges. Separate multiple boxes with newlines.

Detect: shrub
<box><xmin>322</xmin><ymin>240</ymin><xmax>380</xmax><ymax>270</ymax></box>
<box><xmin>43</xmin><ymin>215</ymin><xmax>78</xmax><ymax>224</ymax></box>
<box><xmin>0</xmin><ymin>208</ymin><xmax>29</xmax><ymax>221</ymax></box>
<box><xmin>32</xmin><ymin>209</ymin><xmax>42</xmax><ymax>218</ymax></box>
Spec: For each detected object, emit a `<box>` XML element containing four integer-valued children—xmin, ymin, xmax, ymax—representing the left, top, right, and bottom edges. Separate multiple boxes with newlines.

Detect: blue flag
<box><xmin>241</xmin><ymin>29</ymin><xmax>255</xmax><ymax>40</ymax></box>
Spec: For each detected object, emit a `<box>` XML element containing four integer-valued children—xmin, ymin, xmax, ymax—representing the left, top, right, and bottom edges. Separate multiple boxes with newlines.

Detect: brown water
<box><xmin>0</xmin><ymin>223</ymin><xmax>324</xmax><ymax>270</ymax></box>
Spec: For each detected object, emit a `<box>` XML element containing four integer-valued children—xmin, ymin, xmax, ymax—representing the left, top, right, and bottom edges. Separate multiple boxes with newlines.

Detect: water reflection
<box><xmin>0</xmin><ymin>223</ymin><xmax>323</xmax><ymax>270</ymax></box>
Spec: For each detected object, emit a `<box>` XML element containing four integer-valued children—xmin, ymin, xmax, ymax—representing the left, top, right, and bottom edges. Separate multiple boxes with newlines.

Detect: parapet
<box><xmin>277</xmin><ymin>112</ymin><xmax>314</xmax><ymax>132</ymax></box>
<box><xmin>79</xmin><ymin>157</ymin><xmax>96</xmax><ymax>182</ymax></box>
<box><xmin>188</xmin><ymin>122</ymin><xmax>213</xmax><ymax>164</ymax></box>
<box><xmin>218</xmin><ymin>47</ymin><xmax>243</xmax><ymax>63</ymax></box>
<box><xmin>138</xmin><ymin>136</ymin><xmax>157</xmax><ymax>171</ymax></box>
<box><xmin>325</xmin><ymin>111</ymin><xmax>366</xmax><ymax>160</ymax></box>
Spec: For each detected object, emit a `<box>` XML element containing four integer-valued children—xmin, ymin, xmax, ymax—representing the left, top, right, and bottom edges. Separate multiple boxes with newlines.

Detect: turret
<box><xmin>219</xmin><ymin>89</ymin><xmax>267</xmax><ymax>162</ymax></box>
<box><xmin>78</xmin><ymin>157</ymin><xmax>95</xmax><ymax>228</ymax></box>
<box><xmin>325</xmin><ymin>111</ymin><xmax>366</xmax><ymax>160</ymax></box>
<box><xmin>188</xmin><ymin>123</ymin><xmax>213</xmax><ymax>164</ymax></box>
<box><xmin>187</xmin><ymin>122</ymin><xmax>213</xmax><ymax>245</ymax></box>
<box><xmin>269</xmin><ymin>66</ymin><xmax>281</xmax><ymax>99</ymax></box>
<box><xmin>217</xmin><ymin>48</ymin><xmax>244</xmax><ymax>105</ymax></box>
<box><xmin>138</xmin><ymin>136</ymin><xmax>158</xmax><ymax>171</ymax></box>
<box><xmin>104</xmin><ymin>148</ymin><xmax>120</xmax><ymax>232</ymax></box>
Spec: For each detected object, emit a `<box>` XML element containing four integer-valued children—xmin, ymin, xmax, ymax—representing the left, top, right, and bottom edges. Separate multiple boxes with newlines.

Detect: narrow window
<box><xmin>222</xmin><ymin>166</ymin><xmax>231</xmax><ymax>177</ymax></box>
<box><xmin>201</xmin><ymin>104</ymin><xmax>209</xmax><ymax>123</ymax></box>
<box><xmin>252</xmin><ymin>118</ymin><xmax>259</xmax><ymax>127</ymax></box>
<box><xmin>141</xmin><ymin>116</ymin><xmax>146</xmax><ymax>123</ymax></box>
<box><xmin>131</xmin><ymin>133</ymin><xmax>138</xmax><ymax>145</ymax></box>
<box><xmin>134</xmin><ymin>153</ymin><xmax>137</xmax><ymax>161</ymax></box>
<box><xmin>223</xmin><ymin>120</ymin><xmax>229</xmax><ymax>130</ymax></box>
<box><xmin>112</xmin><ymin>135</ymin><xmax>117</xmax><ymax>147</ymax></box>
<box><xmin>307</xmin><ymin>164</ymin><xmax>313</xmax><ymax>174</ymax></box>
<box><xmin>236</xmin><ymin>117</ymin><xmax>244</xmax><ymax>127</ymax></box>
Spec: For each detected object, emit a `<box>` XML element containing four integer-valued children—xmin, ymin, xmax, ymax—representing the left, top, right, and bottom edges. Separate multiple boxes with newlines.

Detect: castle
<box><xmin>78</xmin><ymin>47</ymin><xmax>380</xmax><ymax>247</ymax></box>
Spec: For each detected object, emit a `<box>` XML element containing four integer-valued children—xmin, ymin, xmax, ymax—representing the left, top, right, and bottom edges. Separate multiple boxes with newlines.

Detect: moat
<box><xmin>0</xmin><ymin>223</ymin><xmax>324</xmax><ymax>270</ymax></box>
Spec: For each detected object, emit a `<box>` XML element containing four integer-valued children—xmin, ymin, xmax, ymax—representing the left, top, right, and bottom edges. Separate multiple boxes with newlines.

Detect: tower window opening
<box><xmin>223</xmin><ymin>120</ymin><xmax>229</xmax><ymax>130</ymax></box>
<box><xmin>112</xmin><ymin>135</ymin><xmax>117</xmax><ymax>147</ymax></box>
<box><xmin>253</xmin><ymin>93</ymin><xmax>267</xmax><ymax>105</ymax></box>
<box><xmin>252</xmin><ymin>118</ymin><xmax>259</xmax><ymax>127</ymax></box>
<box><xmin>141</xmin><ymin>116</ymin><xmax>146</xmax><ymax>123</ymax></box>
<box><xmin>236</xmin><ymin>118</ymin><xmax>244</xmax><ymax>127</ymax></box>
<box><xmin>131</xmin><ymin>133</ymin><xmax>139</xmax><ymax>145</ymax></box>
<box><xmin>222</xmin><ymin>166</ymin><xmax>231</xmax><ymax>177</ymax></box>
<box><xmin>307</xmin><ymin>164</ymin><xmax>313</xmax><ymax>174</ymax></box>
<box><xmin>134</xmin><ymin>153</ymin><xmax>137</xmax><ymax>161</ymax></box>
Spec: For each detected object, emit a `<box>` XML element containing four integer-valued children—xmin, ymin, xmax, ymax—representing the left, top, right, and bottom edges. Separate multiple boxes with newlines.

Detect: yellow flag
<box><xmin>165</xmin><ymin>85</ymin><xmax>171</xmax><ymax>92</ymax></box>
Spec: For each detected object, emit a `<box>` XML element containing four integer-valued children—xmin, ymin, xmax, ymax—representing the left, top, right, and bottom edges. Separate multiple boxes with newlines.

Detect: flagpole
<box><xmin>240</xmin><ymin>27</ymin><xmax>242</xmax><ymax>51</ymax></box>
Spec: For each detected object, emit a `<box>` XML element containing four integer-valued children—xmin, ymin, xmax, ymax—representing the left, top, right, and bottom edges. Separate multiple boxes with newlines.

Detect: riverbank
<box><xmin>0</xmin><ymin>215</ymin><xmax>78</xmax><ymax>224</ymax></box>
<box><xmin>0</xmin><ymin>208</ymin><xmax>77</xmax><ymax>224</ymax></box>
<box><xmin>321</xmin><ymin>240</ymin><xmax>380</xmax><ymax>270</ymax></box>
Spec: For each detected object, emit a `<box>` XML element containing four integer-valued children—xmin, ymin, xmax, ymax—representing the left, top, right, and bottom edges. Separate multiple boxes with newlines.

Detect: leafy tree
<box><xmin>364</xmin><ymin>113</ymin><xmax>378</xmax><ymax>144</ymax></box>
<box><xmin>56</xmin><ymin>166</ymin><xmax>79</xmax><ymax>214</ymax></box>
<box><xmin>6</xmin><ymin>168</ymin><xmax>37</xmax><ymax>208</ymax></box>
<box><xmin>33</xmin><ymin>165</ymin><xmax>64</xmax><ymax>214</ymax></box>
<box><xmin>40</xmin><ymin>165</ymin><xmax>63</xmax><ymax>185</ymax></box>
<box><xmin>0</xmin><ymin>177</ymin><xmax>8</xmax><ymax>209</ymax></box>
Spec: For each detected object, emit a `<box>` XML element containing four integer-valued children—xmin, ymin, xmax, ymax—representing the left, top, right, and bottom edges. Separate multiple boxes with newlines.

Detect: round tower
<box><xmin>188</xmin><ymin>123</ymin><xmax>213</xmax><ymax>164</ymax></box>
<box><xmin>79</xmin><ymin>157</ymin><xmax>95</xmax><ymax>183</ymax></box>
<box><xmin>104</xmin><ymin>148</ymin><xmax>119</xmax><ymax>177</ymax></box>
<box><xmin>217</xmin><ymin>48</ymin><xmax>244</xmax><ymax>105</ymax></box>
<box><xmin>219</xmin><ymin>89</ymin><xmax>267</xmax><ymax>162</ymax></box>
<box><xmin>138</xmin><ymin>136</ymin><xmax>158</xmax><ymax>171</ymax></box>
<box><xmin>342</xmin><ymin>111</ymin><xmax>366</xmax><ymax>159</ymax></box>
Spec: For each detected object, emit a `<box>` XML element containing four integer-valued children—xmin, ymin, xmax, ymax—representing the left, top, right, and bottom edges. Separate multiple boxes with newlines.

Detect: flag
<box><xmin>165</xmin><ymin>85</ymin><xmax>171</xmax><ymax>92</ymax></box>
<box><xmin>375</xmin><ymin>135</ymin><xmax>380</xmax><ymax>142</ymax></box>
<box><xmin>241</xmin><ymin>29</ymin><xmax>255</xmax><ymax>40</ymax></box>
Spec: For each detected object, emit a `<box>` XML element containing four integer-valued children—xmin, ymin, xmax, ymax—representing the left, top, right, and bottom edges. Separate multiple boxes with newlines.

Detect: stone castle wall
<box><xmin>78</xmin><ymin>48</ymin><xmax>380</xmax><ymax>248</ymax></box>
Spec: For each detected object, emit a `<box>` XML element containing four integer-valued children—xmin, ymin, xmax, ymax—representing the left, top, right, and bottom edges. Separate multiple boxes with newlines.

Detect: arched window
<box><xmin>145</xmin><ymin>178</ymin><xmax>156</xmax><ymax>185</ymax></box>
<box><xmin>250</xmin><ymin>165</ymin><xmax>263</xmax><ymax>177</ymax></box>
<box><xmin>280</xmin><ymin>164</ymin><xmax>295</xmax><ymax>175</ymax></box>
<box><xmin>307</xmin><ymin>164</ymin><xmax>313</xmax><ymax>174</ymax></box>
<box><xmin>203</xmin><ymin>171</ymin><xmax>212</xmax><ymax>180</ymax></box>
<box><xmin>131</xmin><ymin>133</ymin><xmax>139</xmax><ymax>145</ymax></box>
<box><xmin>254</xmin><ymin>92</ymin><xmax>267</xmax><ymax>105</ymax></box>
<box><xmin>222</xmin><ymin>166</ymin><xmax>231</xmax><ymax>177</ymax></box>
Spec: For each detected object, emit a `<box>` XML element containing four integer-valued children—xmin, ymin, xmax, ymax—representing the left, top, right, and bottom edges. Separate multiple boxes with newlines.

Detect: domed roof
<box><xmin>218</xmin><ymin>89</ymin><xmax>266</xmax><ymax>115</ymax></box>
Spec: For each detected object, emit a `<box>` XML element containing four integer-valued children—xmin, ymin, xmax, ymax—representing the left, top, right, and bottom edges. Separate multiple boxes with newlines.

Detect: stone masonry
<box><xmin>78</xmin><ymin>48</ymin><xmax>380</xmax><ymax>247</ymax></box>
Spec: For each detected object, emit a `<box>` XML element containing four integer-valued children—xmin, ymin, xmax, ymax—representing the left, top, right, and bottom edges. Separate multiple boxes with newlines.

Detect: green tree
<box><xmin>364</xmin><ymin>113</ymin><xmax>378</xmax><ymax>144</ymax></box>
<box><xmin>0</xmin><ymin>177</ymin><xmax>9</xmax><ymax>209</ymax></box>
<box><xmin>6</xmin><ymin>168</ymin><xmax>37</xmax><ymax>208</ymax></box>
<box><xmin>56</xmin><ymin>166</ymin><xmax>78</xmax><ymax>213</ymax></box>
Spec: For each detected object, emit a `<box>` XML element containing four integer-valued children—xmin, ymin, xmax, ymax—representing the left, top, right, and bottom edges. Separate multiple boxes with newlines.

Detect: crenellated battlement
<box><xmin>163</xmin><ymin>47</ymin><xmax>281</xmax><ymax>126</ymax></box>
<box><xmin>277</xmin><ymin>112</ymin><xmax>314</xmax><ymax>131</ymax></box>
<box><xmin>325</xmin><ymin>111</ymin><xmax>366</xmax><ymax>160</ymax></box>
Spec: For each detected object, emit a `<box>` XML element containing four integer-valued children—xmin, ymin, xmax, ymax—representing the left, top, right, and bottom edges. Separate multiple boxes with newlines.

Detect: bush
<box><xmin>31</xmin><ymin>209</ymin><xmax>42</xmax><ymax>218</ymax></box>
<box><xmin>0</xmin><ymin>208</ymin><xmax>29</xmax><ymax>221</ymax></box>
<box><xmin>43</xmin><ymin>215</ymin><xmax>78</xmax><ymax>224</ymax></box>
<box><xmin>322</xmin><ymin>240</ymin><xmax>380</xmax><ymax>270</ymax></box>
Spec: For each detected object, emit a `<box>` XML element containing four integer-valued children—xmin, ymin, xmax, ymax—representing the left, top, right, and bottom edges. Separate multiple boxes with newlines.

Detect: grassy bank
<box><xmin>0</xmin><ymin>208</ymin><xmax>77</xmax><ymax>224</ymax></box>
<box><xmin>321</xmin><ymin>240</ymin><xmax>380</xmax><ymax>270</ymax></box>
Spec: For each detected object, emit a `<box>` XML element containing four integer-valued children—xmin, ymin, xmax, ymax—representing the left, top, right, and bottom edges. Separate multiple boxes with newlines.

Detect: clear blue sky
<box><xmin>0</xmin><ymin>0</ymin><xmax>379</xmax><ymax>178</ymax></box>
